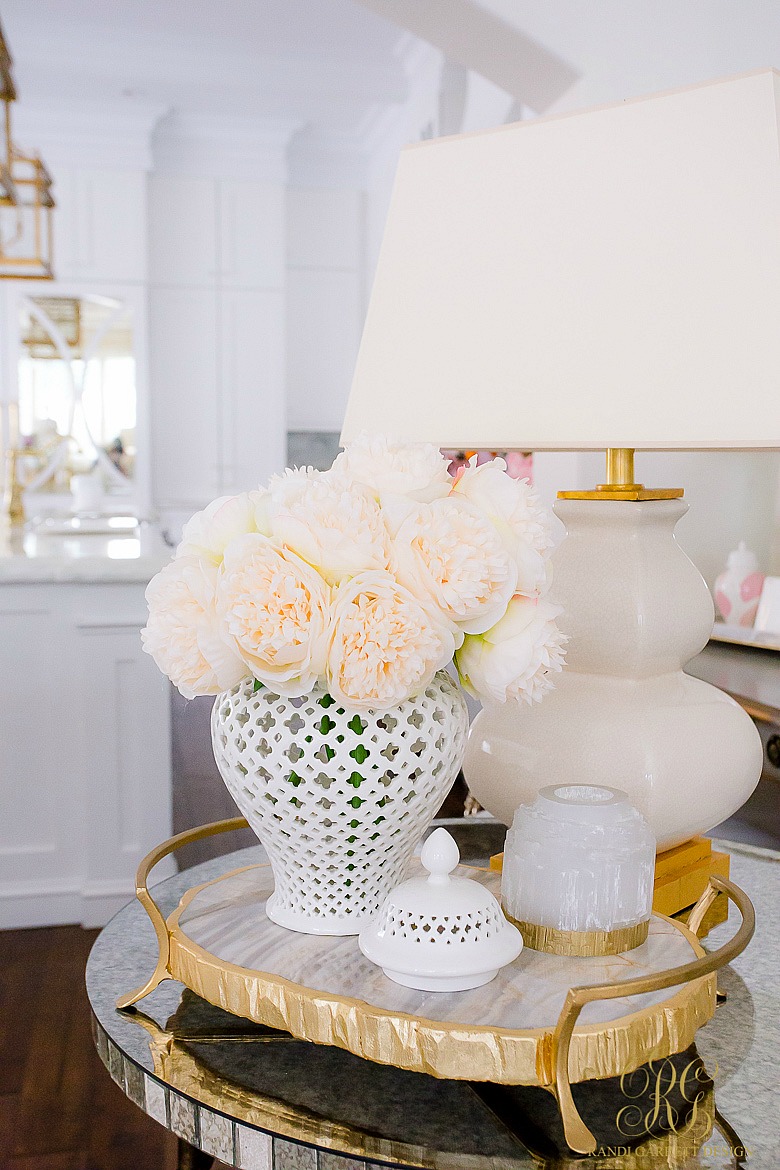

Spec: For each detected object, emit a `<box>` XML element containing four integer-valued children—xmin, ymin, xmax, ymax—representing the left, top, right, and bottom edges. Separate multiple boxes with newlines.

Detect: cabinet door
<box><xmin>54</xmin><ymin>168</ymin><xmax>148</xmax><ymax>283</ymax></box>
<box><xmin>219</xmin><ymin>180</ymin><xmax>286</xmax><ymax>291</ymax></box>
<box><xmin>0</xmin><ymin>584</ymin><xmax>173</xmax><ymax>929</ymax></box>
<box><xmin>73</xmin><ymin>595</ymin><xmax>172</xmax><ymax>926</ymax></box>
<box><xmin>150</xmin><ymin>287</ymin><xmax>220</xmax><ymax>507</ymax></box>
<box><xmin>0</xmin><ymin>596</ymin><xmax>81</xmax><ymax>904</ymax></box>
<box><xmin>149</xmin><ymin>175</ymin><xmax>218</xmax><ymax>287</ymax></box>
<box><xmin>219</xmin><ymin>288</ymin><xmax>286</xmax><ymax>493</ymax></box>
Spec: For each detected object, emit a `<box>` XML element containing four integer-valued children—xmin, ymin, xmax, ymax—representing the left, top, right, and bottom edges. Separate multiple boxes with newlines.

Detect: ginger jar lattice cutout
<box><xmin>211</xmin><ymin>672</ymin><xmax>468</xmax><ymax>935</ymax></box>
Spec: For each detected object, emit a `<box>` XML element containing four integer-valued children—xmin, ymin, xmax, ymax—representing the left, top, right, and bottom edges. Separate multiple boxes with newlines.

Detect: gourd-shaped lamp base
<box><xmin>464</xmin><ymin>498</ymin><xmax>762</xmax><ymax>850</ymax></box>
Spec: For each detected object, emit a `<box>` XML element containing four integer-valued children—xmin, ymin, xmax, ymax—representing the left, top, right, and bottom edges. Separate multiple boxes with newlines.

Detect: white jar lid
<box><xmin>359</xmin><ymin>828</ymin><xmax>523</xmax><ymax>992</ymax></box>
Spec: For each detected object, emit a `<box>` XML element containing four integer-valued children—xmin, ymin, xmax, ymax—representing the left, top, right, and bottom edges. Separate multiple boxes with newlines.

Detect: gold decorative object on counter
<box><xmin>117</xmin><ymin>818</ymin><xmax>755</xmax><ymax>1156</ymax></box>
<box><xmin>3</xmin><ymin>402</ymin><xmax>24</xmax><ymax>525</ymax></box>
<box><xmin>4</xmin><ymin>445</ymin><xmax>25</xmax><ymax>524</ymax></box>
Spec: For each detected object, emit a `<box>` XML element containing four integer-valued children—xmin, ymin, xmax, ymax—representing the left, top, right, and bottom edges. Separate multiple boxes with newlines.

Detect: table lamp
<box><xmin>341</xmin><ymin>69</ymin><xmax>780</xmax><ymax>850</ymax></box>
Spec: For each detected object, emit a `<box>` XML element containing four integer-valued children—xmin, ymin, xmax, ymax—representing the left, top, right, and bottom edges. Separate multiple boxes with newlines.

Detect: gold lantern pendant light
<box><xmin>0</xmin><ymin>19</ymin><xmax>55</xmax><ymax>280</ymax></box>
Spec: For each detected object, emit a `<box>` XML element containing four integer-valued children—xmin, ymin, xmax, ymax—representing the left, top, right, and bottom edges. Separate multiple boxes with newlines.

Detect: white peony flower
<box><xmin>456</xmin><ymin>594</ymin><xmax>566</xmax><ymax>705</ymax></box>
<box><xmin>393</xmin><ymin>497</ymin><xmax>515</xmax><ymax>636</ymax></box>
<box><xmin>451</xmin><ymin>458</ymin><xmax>552</xmax><ymax>596</ymax></box>
<box><xmin>270</xmin><ymin>476</ymin><xmax>391</xmax><ymax>586</ymax></box>
<box><xmin>177</xmin><ymin>492</ymin><xmax>264</xmax><ymax>565</ymax></box>
<box><xmin>216</xmin><ymin>532</ymin><xmax>331</xmax><ymax>696</ymax></box>
<box><xmin>142</xmin><ymin>557</ymin><xmax>247</xmax><ymax>699</ymax></box>
<box><xmin>253</xmin><ymin>488</ymin><xmax>273</xmax><ymax>537</ymax></box>
<box><xmin>267</xmin><ymin>465</ymin><xmax>323</xmax><ymax>505</ymax></box>
<box><xmin>327</xmin><ymin>570</ymin><xmax>457</xmax><ymax>710</ymax></box>
<box><xmin>331</xmin><ymin>433</ymin><xmax>451</xmax><ymax>502</ymax></box>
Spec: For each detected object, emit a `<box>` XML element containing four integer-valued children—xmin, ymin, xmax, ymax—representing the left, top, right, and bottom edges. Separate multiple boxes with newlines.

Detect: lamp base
<box><xmin>653</xmin><ymin>837</ymin><xmax>730</xmax><ymax>917</ymax></box>
<box><xmin>463</xmin><ymin>498</ymin><xmax>762</xmax><ymax>850</ymax></box>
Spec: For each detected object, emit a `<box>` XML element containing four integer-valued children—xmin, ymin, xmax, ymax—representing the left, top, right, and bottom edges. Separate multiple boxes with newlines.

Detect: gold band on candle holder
<box><xmin>505</xmin><ymin>913</ymin><xmax>650</xmax><ymax>956</ymax></box>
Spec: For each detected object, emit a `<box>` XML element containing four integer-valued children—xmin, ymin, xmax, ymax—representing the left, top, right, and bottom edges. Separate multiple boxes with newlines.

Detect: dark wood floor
<box><xmin>0</xmin><ymin>924</ymin><xmax>179</xmax><ymax>1170</ymax></box>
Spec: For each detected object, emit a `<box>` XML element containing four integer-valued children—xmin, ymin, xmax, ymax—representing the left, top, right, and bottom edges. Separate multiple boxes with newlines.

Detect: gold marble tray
<box><xmin>118</xmin><ymin>818</ymin><xmax>755</xmax><ymax>1155</ymax></box>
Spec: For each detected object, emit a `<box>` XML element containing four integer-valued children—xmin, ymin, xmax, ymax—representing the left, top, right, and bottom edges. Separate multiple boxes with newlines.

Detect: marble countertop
<box><xmin>0</xmin><ymin>517</ymin><xmax>172</xmax><ymax>583</ymax></box>
<box><xmin>87</xmin><ymin>839</ymin><xmax>780</xmax><ymax>1168</ymax></box>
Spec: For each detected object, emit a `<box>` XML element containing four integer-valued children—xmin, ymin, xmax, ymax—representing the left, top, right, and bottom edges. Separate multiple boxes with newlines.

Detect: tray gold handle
<box><xmin>116</xmin><ymin>816</ymin><xmax>249</xmax><ymax>1010</ymax></box>
<box><xmin>551</xmin><ymin>875</ymin><xmax>755</xmax><ymax>1155</ymax></box>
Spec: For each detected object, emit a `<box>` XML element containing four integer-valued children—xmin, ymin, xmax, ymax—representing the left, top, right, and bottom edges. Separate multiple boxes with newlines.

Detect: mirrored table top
<box><xmin>86</xmin><ymin>840</ymin><xmax>780</xmax><ymax>1170</ymax></box>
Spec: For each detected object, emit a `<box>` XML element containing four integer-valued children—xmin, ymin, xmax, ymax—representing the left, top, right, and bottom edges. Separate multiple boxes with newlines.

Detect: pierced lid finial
<box><xmin>421</xmin><ymin>827</ymin><xmax>460</xmax><ymax>884</ymax></box>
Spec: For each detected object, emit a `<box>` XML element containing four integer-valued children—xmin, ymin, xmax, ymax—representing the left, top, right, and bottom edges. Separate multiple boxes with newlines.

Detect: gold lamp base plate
<box><xmin>557</xmin><ymin>487</ymin><xmax>684</xmax><ymax>501</ymax></box>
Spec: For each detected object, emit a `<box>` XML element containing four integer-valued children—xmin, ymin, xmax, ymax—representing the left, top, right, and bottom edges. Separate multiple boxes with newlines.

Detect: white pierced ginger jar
<box><xmin>211</xmin><ymin>671</ymin><xmax>469</xmax><ymax>936</ymax></box>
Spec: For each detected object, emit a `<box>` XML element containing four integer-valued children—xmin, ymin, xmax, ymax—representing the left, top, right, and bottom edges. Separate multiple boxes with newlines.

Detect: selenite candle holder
<box><xmin>501</xmin><ymin>784</ymin><xmax>656</xmax><ymax>956</ymax></box>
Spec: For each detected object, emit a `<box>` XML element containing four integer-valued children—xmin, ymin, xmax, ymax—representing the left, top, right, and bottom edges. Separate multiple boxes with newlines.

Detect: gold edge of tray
<box><xmin>164</xmin><ymin>863</ymin><xmax>717</xmax><ymax>1090</ymax></box>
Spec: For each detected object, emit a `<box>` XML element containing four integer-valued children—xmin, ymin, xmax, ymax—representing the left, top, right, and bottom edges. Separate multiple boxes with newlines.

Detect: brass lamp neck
<box><xmin>598</xmin><ymin>448</ymin><xmax>643</xmax><ymax>493</ymax></box>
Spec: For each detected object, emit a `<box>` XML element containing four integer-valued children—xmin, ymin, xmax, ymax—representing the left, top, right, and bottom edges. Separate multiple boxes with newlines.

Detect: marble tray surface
<box><xmin>177</xmin><ymin>861</ymin><xmax>700</xmax><ymax>1030</ymax></box>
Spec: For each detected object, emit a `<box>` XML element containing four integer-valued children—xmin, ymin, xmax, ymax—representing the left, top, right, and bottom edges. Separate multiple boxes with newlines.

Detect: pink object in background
<box><xmin>504</xmin><ymin>451</ymin><xmax>534</xmax><ymax>480</ymax></box>
<box><xmin>714</xmin><ymin>542</ymin><xmax>765</xmax><ymax>627</ymax></box>
<box><xmin>443</xmin><ymin>450</ymin><xmax>533</xmax><ymax>482</ymax></box>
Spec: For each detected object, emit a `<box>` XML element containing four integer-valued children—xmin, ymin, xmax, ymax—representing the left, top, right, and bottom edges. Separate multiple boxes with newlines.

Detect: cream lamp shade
<box><xmin>342</xmin><ymin>68</ymin><xmax>780</xmax><ymax>451</ymax></box>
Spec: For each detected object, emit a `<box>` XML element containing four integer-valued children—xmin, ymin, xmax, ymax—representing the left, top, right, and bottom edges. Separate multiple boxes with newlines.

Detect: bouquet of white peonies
<box><xmin>142</xmin><ymin>434</ymin><xmax>566</xmax><ymax>711</ymax></box>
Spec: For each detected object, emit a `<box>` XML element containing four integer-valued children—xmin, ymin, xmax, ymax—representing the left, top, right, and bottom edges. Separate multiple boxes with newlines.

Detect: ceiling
<box><xmin>0</xmin><ymin>0</ymin><xmax>416</xmax><ymax>137</ymax></box>
<box><xmin>480</xmin><ymin>0</ymin><xmax>780</xmax><ymax>113</ymax></box>
<box><xmin>4</xmin><ymin>1</ymin><xmax>780</xmax><ymax>159</ymax></box>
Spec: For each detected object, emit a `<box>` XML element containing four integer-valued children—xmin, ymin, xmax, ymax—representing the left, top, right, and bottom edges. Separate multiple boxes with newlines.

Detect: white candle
<box><xmin>502</xmin><ymin>785</ymin><xmax>655</xmax><ymax>935</ymax></box>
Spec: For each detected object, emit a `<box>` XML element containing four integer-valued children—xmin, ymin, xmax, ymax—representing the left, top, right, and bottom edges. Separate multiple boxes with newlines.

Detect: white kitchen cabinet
<box><xmin>219</xmin><ymin>288</ymin><xmax>286</xmax><ymax>494</ymax></box>
<box><xmin>285</xmin><ymin>185</ymin><xmax>367</xmax><ymax>432</ymax></box>
<box><xmin>53</xmin><ymin>168</ymin><xmax>148</xmax><ymax>284</ymax></box>
<box><xmin>149</xmin><ymin>175</ymin><xmax>288</xmax><ymax>524</ymax></box>
<box><xmin>219</xmin><ymin>180</ymin><xmax>286</xmax><ymax>290</ymax></box>
<box><xmin>0</xmin><ymin>545</ymin><xmax>172</xmax><ymax>929</ymax></box>
<box><xmin>149</xmin><ymin>286</ymin><xmax>220</xmax><ymax>507</ymax></box>
<box><xmin>149</xmin><ymin>176</ymin><xmax>286</xmax><ymax>291</ymax></box>
<box><xmin>148</xmin><ymin>175</ymin><xmax>219</xmax><ymax>287</ymax></box>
